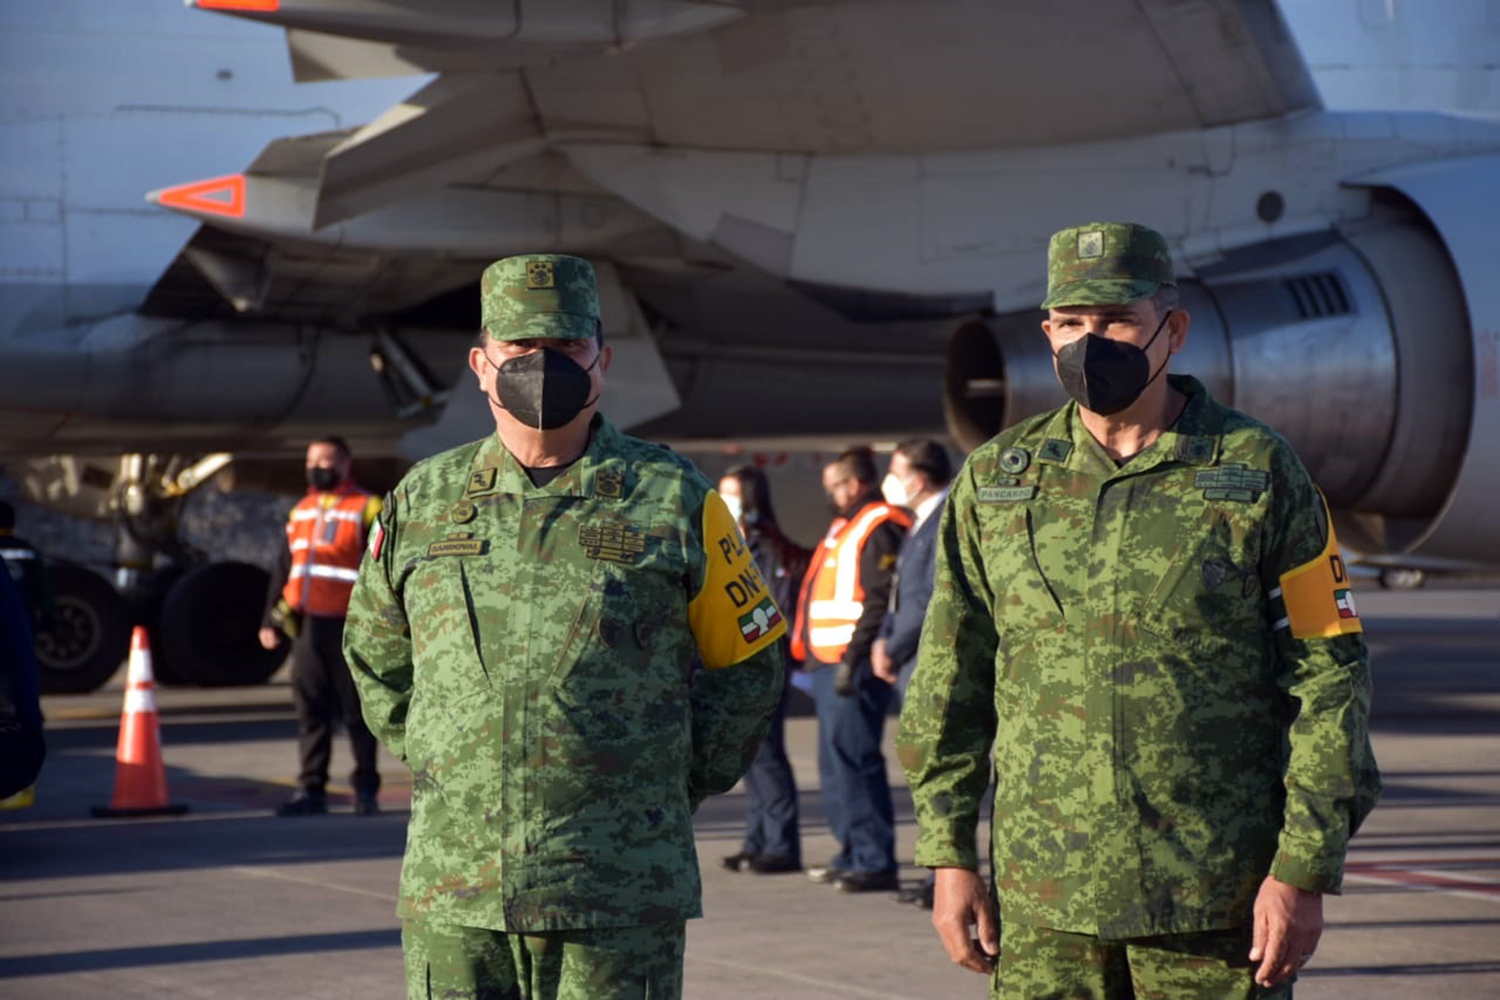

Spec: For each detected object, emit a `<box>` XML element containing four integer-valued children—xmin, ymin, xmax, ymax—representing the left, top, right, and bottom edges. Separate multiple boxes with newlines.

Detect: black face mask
<box><xmin>487</xmin><ymin>348</ymin><xmax>600</xmax><ymax>431</ymax></box>
<box><xmin>1052</xmin><ymin>310</ymin><xmax>1172</xmax><ymax>415</ymax></box>
<box><xmin>307</xmin><ymin>467</ymin><xmax>341</xmax><ymax>491</ymax></box>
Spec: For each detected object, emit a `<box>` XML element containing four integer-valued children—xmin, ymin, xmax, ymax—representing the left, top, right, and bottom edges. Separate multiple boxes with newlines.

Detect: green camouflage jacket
<box><xmin>897</xmin><ymin>375</ymin><xmax>1379</xmax><ymax>938</ymax></box>
<box><xmin>344</xmin><ymin>415</ymin><xmax>785</xmax><ymax>932</ymax></box>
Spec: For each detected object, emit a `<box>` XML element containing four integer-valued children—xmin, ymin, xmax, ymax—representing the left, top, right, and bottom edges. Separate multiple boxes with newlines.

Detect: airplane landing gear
<box><xmin>110</xmin><ymin>454</ymin><xmax>287</xmax><ymax>690</ymax></box>
<box><xmin>34</xmin><ymin>563</ymin><xmax>132</xmax><ymax>694</ymax></box>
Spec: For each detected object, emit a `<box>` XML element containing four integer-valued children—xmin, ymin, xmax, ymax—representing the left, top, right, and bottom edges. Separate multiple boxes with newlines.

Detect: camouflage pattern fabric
<box><xmin>994</xmin><ymin>921</ymin><xmax>1290</xmax><ymax>999</ymax></box>
<box><xmin>402</xmin><ymin>917</ymin><xmax>685</xmax><ymax>1000</ymax></box>
<box><xmin>345</xmin><ymin>414</ymin><xmax>785</xmax><ymax>933</ymax></box>
<box><xmin>897</xmin><ymin>375</ymin><xmax>1380</xmax><ymax>938</ymax></box>
<box><xmin>1041</xmin><ymin>221</ymin><xmax>1176</xmax><ymax>309</ymax></box>
<box><xmin>481</xmin><ymin>254</ymin><xmax>601</xmax><ymax>342</ymax></box>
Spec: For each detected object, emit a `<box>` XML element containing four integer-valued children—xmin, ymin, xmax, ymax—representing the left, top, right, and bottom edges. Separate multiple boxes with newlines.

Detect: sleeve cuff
<box><xmin>1268</xmin><ymin>849</ymin><xmax>1343</xmax><ymax>894</ymax></box>
<box><xmin>913</xmin><ymin>826</ymin><xmax>980</xmax><ymax>871</ymax></box>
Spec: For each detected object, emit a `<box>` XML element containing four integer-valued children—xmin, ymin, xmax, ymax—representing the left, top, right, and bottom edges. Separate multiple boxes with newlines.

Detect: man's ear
<box><xmin>1167</xmin><ymin>309</ymin><xmax>1191</xmax><ymax>354</ymax></box>
<box><xmin>598</xmin><ymin>343</ymin><xmax>614</xmax><ymax>376</ymax></box>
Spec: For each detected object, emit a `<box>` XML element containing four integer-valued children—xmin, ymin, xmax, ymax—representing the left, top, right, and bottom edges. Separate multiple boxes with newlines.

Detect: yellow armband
<box><xmin>1275</xmin><ymin>493</ymin><xmax>1362</xmax><ymax>639</ymax></box>
<box><xmin>688</xmin><ymin>489</ymin><xmax>787</xmax><ymax>668</ymax></box>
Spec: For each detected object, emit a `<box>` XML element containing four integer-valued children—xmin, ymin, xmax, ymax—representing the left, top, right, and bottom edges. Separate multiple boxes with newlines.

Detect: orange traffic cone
<box><xmin>91</xmin><ymin>626</ymin><xmax>188</xmax><ymax>817</ymax></box>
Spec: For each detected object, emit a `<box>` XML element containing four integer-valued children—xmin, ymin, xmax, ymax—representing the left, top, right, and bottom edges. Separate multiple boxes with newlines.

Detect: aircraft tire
<box><xmin>136</xmin><ymin>566</ymin><xmax>195</xmax><ymax>686</ymax></box>
<box><xmin>34</xmin><ymin>563</ymin><xmax>133</xmax><ymax>695</ymax></box>
<box><xmin>158</xmin><ymin>562</ymin><xmax>287</xmax><ymax>687</ymax></box>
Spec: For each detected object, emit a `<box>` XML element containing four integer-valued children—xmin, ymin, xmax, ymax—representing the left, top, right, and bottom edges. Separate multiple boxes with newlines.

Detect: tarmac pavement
<box><xmin>1</xmin><ymin>587</ymin><xmax>1496</xmax><ymax>998</ymax></box>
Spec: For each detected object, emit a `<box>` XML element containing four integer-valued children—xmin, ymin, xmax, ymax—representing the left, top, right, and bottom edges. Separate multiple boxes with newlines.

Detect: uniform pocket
<box><xmin>404</xmin><ymin>556</ymin><xmax>496</xmax><ymax>697</ymax></box>
<box><xmin>987</xmin><ymin>506</ymin><xmax>1065</xmax><ymax>628</ymax></box>
<box><xmin>1136</xmin><ymin>510</ymin><xmax>1265</xmax><ymax>655</ymax></box>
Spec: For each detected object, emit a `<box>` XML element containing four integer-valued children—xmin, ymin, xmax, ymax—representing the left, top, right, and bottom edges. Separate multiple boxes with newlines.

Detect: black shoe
<box><xmin>354</xmin><ymin>792</ymin><xmax>380</xmax><ymax>816</ymax></box>
<box><xmin>744</xmin><ymin>854</ymin><xmax>801</xmax><ymax>874</ymax></box>
<box><xmin>835</xmin><ymin>870</ymin><xmax>901</xmax><ymax>893</ymax></box>
<box><xmin>806</xmin><ymin>864</ymin><xmax>846</xmax><ymax>884</ymax></box>
<box><xmin>276</xmin><ymin>792</ymin><xmax>327</xmax><ymax>816</ymax></box>
<box><xmin>721</xmin><ymin>852</ymin><xmax>755</xmax><ymax>872</ymax></box>
<box><xmin>896</xmin><ymin>882</ymin><xmax>935</xmax><ymax>909</ymax></box>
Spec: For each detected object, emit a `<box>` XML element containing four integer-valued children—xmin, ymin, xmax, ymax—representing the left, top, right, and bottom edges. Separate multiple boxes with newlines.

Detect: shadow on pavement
<box><xmin>0</xmin><ymin>928</ymin><xmax>400</xmax><ymax>978</ymax></box>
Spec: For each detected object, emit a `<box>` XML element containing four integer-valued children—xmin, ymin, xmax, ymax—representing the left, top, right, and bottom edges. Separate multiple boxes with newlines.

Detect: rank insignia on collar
<box><xmin>1039</xmin><ymin>439</ymin><xmax>1072</xmax><ymax>463</ymax></box>
<box><xmin>999</xmin><ymin>447</ymin><xmax>1031</xmax><ymax>475</ymax></box>
<box><xmin>580</xmin><ymin>523</ymin><xmax>646</xmax><ymax>564</ymax></box>
<box><xmin>594</xmin><ymin>469</ymin><xmax>623</xmax><ymax>499</ymax></box>
<box><xmin>467</xmin><ymin>468</ymin><xmax>497</xmax><ymax>495</ymax></box>
<box><xmin>1176</xmin><ymin>436</ymin><xmax>1216</xmax><ymax>465</ymax></box>
<box><xmin>1194</xmin><ymin>463</ymin><xmax>1270</xmax><ymax>502</ymax></box>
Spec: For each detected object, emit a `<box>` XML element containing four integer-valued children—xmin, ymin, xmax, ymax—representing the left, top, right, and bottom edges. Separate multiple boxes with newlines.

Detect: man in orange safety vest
<box><xmin>260</xmin><ymin>436</ymin><xmax>382</xmax><ymax>817</ymax></box>
<box><xmin>790</xmin><ymin>446</ymin><xmax>910</xmax><ymax>892</ymax></box>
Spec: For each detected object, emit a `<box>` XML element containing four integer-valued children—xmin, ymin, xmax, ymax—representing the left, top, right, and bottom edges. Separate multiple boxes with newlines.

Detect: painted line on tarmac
<box><xmin>1346</xmin><ymin>859</ymin><xmax>1500</xmax><ymax>903</ymax></box>
<box><xmin>690</xmin><ymin>954</ymin><xmax>923</xmax><ymax>997</ymax></box>
<box><xmin>229</xmin><ymin>864</ymin><xmax>398</xmax><ymax>903</ymax></box>
<box><xmin>0</xmin><ymin>808</ymin><xmax>275</xmax><ymax>834</ymax></box>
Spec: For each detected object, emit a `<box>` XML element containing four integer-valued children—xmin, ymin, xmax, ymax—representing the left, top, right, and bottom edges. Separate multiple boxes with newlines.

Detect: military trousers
<box><xmin>401</xmin><ymin>918</ymin><xmax>686</xmax><ymax>1000</ymax></box>
<box><xmin>738</xmin><ymin>672</ymin><xmax>800</xmax><ymax>863</ymax></box>
<box><xmin>994</xmin><ymin>920</ymin><xmax>1293</xmax><ymax>999</ymax></box>
<box><xmin>809</xmin><ymin>660</ymin><xmax>896</xmax><ymax>875</ymax></box>
<box><xmin>290</xmin><ymin>615</ymin><xmax>379</xmax><ymax>797</ymax></box>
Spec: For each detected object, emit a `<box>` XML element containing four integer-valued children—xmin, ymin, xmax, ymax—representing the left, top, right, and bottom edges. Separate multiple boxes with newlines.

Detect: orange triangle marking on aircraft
<box><xmin>197</xmin><ymin>0</ymin><xmax>281</xmax><ymax>10</ymax></box>
<box><xmin>157</xmin><ymin>175</ymin><xmax>246</xmax><ymax>218</ymax></box>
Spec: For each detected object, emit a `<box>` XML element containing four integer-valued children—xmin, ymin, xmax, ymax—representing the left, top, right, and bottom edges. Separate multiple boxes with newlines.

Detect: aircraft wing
<box><xmin>169</xmin><ymin>0</ymin><xmax>1321</xmax><ymax>237</ymax></box>
<box><xmin>135</xmin><ymin>0</ymin><xmax>1331</xmax><ymax>456</ymax></box>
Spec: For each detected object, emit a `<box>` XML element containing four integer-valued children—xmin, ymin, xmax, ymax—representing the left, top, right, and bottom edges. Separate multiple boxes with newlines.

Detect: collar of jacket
<box><xmin>476</xmin><ymin>413</ymin><xmax>630</xmax><ymax>500</ymax></box>
<box><xmin>1044</xmin><ymin>373</ymin><xmax>1224</xmax><ymax>477</ymax></box>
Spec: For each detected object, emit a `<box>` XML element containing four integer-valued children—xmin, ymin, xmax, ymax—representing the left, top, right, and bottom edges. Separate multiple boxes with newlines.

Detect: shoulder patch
<box><xmin>366</xmin><ymin>520</ymin><xmax>385</xmax><ymax>561</ymax></box>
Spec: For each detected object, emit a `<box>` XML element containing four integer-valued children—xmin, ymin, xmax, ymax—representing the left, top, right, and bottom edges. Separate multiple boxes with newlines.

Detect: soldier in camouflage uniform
<box><xmin>896</xmin><ymin>223</ymin><xmax>1380</xmax><ymax>998</ymax></box>
<box><xmin>344</xmin><ymin>254</ymin><xmax>787</xmax><ymax>999</ymax></box>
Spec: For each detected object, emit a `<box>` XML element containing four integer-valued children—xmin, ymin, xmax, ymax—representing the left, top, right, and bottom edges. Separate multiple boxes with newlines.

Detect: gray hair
<box><xmin>1151</xmin><ymin>285</ymin><xmax>1180</xmax><ymax>317</ymax></box>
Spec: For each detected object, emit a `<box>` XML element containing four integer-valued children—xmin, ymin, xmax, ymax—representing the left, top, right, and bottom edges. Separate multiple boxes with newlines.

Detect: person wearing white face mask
<box><xmin>872</xmin><ymin>440</ymin><xmax>954</xmax><ymax>703</ymax></box>
<box><xmin>872</xmin><ymin>440</ymin><xmax>953</xmax><ymax>911</ymax></box>
<box><xmin>717</xmin><ymin>465</ymin><xmax>811</xmax><ymax>875</ymax></box>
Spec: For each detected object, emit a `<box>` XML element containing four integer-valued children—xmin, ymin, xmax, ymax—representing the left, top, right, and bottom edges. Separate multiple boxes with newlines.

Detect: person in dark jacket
<box><xmin>0</xmin><ymin>499</ymin><xmax>55</xmax><ymax>633</ymax></box>
<box><xmin>0</xmin><ymin>564</ymin><xmax>45</xmax><ymax>800</ymax></box>
<box><xmin>719</xmin><ymin>464</ymin><xmax>811</xmax><ymax>874</ymax></box>
<box><xmin>871</xmin><ymin>440</ymin><xmax>954</xmax><ymax>704</ymax></box>
<box><xmin>871</xmin><ymin>439</ymin><xmax>953</xmax><ymax>909</ymax></box>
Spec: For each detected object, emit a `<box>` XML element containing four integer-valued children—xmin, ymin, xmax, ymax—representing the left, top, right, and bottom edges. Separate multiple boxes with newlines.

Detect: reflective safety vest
<box><xmin>282</xmin><ymin>488</ymin><xmax>374</xmax><ymax>617</ymax></box>
<box><xmin>791</xmin><ymin>501</ymin><xmax>911</xmax><ymax>665</ymax></box>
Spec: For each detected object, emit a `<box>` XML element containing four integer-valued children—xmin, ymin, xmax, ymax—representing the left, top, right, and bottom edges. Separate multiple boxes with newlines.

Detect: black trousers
<box><xmin>291</xmin><ymin>615</ymin><xmax>379</xmax><ymax>796</ymax></box>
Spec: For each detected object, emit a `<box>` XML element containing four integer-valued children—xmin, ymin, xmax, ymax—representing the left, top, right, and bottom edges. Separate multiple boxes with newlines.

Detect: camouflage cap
<box><xmin>480</xmin><ymin>254</ymin><xmax>600</xmax><ymax>341</ymax></box>
<box><xmin>1041</xmin><ymin>222</ymin><xmax>1176</xmax><ymax>309</ymax></box>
